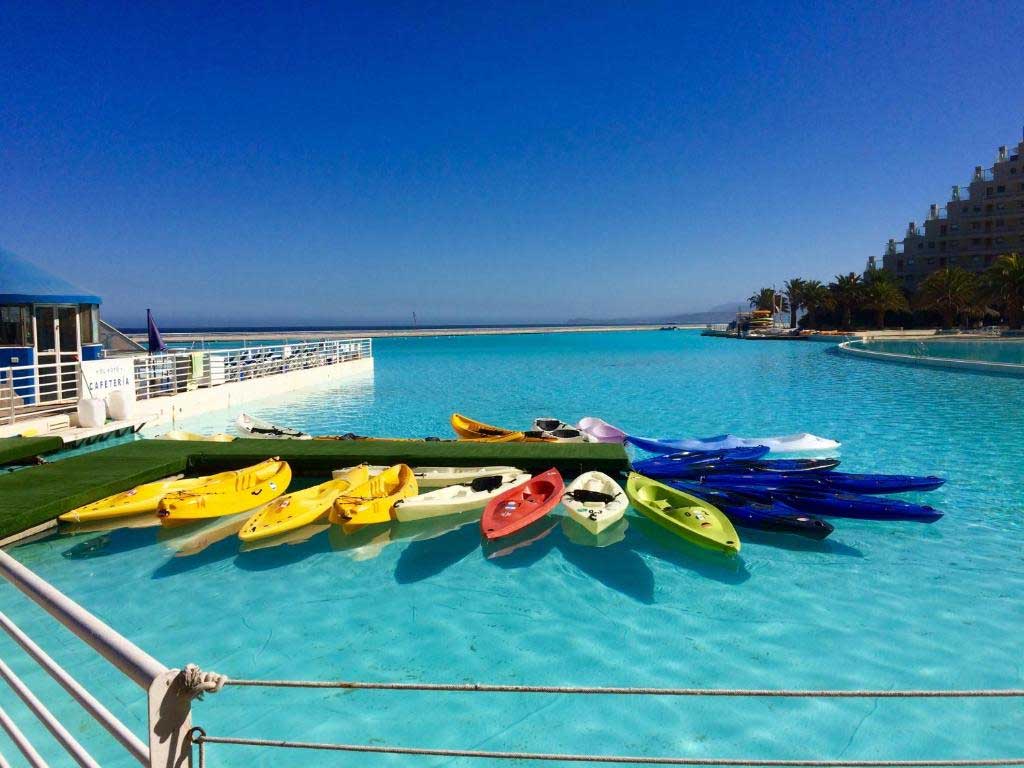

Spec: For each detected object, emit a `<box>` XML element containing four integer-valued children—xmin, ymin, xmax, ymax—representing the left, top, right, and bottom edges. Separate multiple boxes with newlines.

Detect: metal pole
<box><xmin>0</xmin><ymin>656</ymin><xmax>100</xmax><ymax>767</ymax></box>
<box><xmin>0</xmin><ymin>551</ymin><xmax>166</xmax><ymax>691</ymax></box>
<box><xmin>0</xmin><ymin>703</ymin><xmax>48</xmax><ymax>768</ymax></box>
<box><xmin>0</xmin><ymin>611</ymin><xmax>149</xmax><ymax>765</ymax></box>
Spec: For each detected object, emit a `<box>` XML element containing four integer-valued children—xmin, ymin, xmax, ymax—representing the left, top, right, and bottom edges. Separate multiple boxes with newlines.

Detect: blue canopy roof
<box><xmin>0</xmin><ymin>248</ymin><xmax>101</xmax><ymax>305</ymax></box>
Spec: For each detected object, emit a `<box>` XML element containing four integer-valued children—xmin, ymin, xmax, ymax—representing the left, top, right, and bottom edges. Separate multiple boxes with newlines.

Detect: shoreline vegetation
<box><xmin>750</xmin><ymin>252</ymin><xmax>1024</xmax><ymax>332</ymax></box>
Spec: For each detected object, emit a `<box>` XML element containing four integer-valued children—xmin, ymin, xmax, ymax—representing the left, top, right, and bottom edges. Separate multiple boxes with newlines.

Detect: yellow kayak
<box><xmin>238</xmin><ymin>465</ymin><xmax>370</xmax><ymax>542</ymax></box>
<box><xmin>60</xmin><ymin>475</ymin><xmax>204</xmax><ymax>522</ymax></box>
<box><xmin>449</xmin><ymin>413</ymin><xmax>530</xmax><ymax>442</ymax></box>
<box><xmin>625</xmin><ymin>473</ymin><xmax>740</xmax><ymax>554</ymax></box>
<box><xmin>157</xmin><ymin>459</ymin><xmax>291</xmax><ymax>523</ymax></box>
<box><xmin>329</xmin><ymin>464</ymin><xmax>418</xmax><ymax>526</ymax></box>
<box><xmin>154</xmin><ymin>430</ymin><xmax>236</xmax><ymax>442</ymax></box>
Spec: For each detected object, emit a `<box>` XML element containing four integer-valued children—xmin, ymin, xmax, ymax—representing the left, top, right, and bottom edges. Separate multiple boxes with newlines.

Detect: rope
<box><xmin>183</xmin><ymin>664</ymin><xmax>228</xmax><ymax>700</ymax></box>
<box><xmin>190</xmin><ymin>736</ymin><xmax>1024</xmax><ymax>766</ymax></box>
<box><xmin>222</xmin><ymin>680</ymin><xmax>1024</xmax><ymax>698</ymax></box>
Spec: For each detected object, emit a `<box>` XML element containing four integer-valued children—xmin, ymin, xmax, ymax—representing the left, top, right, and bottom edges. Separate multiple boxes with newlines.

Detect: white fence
<box><xmin>133</xmin><ymin>339</ymin><xmax>372</xmax><ymax>400</ymax></box>
<box><xmin>0</xmin><ymin>354</ymin><xmax>81</xmax><ymax>426</ymax></box>
<box><xmin>0</xmin><ymin>339</ymin><xmax>372</xmax><ymax>425</ymax></box>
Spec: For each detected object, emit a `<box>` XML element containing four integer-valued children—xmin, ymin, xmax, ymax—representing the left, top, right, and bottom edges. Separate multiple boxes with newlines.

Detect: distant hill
<box><xmin>567</xmin><ymin>300</ymin><xmax>746</xmax><ymax>326</ymax></box>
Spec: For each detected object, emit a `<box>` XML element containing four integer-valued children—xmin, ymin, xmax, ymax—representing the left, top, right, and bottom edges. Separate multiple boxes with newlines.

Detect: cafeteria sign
<box><xmin>80</xmin><ymin>358</ymin><xmax>136</xmax><ymax>401</ymax></box>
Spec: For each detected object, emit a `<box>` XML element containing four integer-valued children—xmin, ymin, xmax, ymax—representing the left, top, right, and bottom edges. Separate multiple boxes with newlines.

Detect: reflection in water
<box><xmin>238</xmin><ymin>523</ymin><xmax>331</xmax><ymax>553</ymax></box>
<box><xmin>62</xmin><ymin>526</ymin><xmax>158</xmax><ymax>560</ymax></box>
<box><xmin>395</xmin><ymin>521</ymin><xmax>481</xmax><ymax>583</ymax></box>
<box><xmin>738</xmin><ymin>527</ymin><xmax>864</xmax><ymax>557</ymax></box>
<box><xmin>627</xmin><ymin>515</ymin><xmax>750</xmax><ymax>585</ymax></box>
<box><xmin>483</xmin><ymin>517</ymin><xmax>558</xmax><ymax>565</ymax></box>
<box><xmin>560</xmin><ymin>516</ymin><xmax>628</xmax><ymax>548</ymax></box>
<box><xmin>59</xmin><ymin>513</ymin><xmax>160</xmax><ymax>536</ymax></box>
<box><xmin>556</xmin><ymin>529</ymin><xmax>655</xmax><ymax>604</ymax></box>
<box><xmin>159</xmin><ymin>512</ymin><xmax>251</xmax><ymax>557</ymax></box>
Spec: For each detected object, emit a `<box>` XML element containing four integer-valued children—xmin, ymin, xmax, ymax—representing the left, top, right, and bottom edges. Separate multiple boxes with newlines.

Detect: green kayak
<box><xmin>625</xmin><ymin>472</ymin><xmax>740</xmax><ymax>554</ymax></box>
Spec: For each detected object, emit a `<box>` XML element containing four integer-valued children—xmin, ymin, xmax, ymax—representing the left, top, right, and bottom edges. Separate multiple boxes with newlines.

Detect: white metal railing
<box><xmin>0</xmin><ymin>549</ymin><xmax>216</xmax><ymax>767</ymax></box>
<box><xmin>1</xmin><ymin>356</ymin><xmax>82</xmax><ymax>426</ymax></box>
<box><xmin>133</xmin><ymin>338</ymin><xmax>372</xmax><ymax>401</ymax></box>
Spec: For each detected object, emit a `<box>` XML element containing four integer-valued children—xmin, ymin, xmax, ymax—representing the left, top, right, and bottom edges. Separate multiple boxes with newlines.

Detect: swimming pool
<box><xmin>842</xmin><ymin>337</ymin><xmax>1024</xmax><ymax>374</ymax></box>
<box><xmin>2</xmin><ymin>330</ymin><xmax>1022</xmax><ymax>766</ymax></box>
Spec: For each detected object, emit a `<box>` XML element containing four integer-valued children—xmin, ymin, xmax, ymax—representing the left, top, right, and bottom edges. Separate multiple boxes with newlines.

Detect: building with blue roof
<box><xmin>1</xmin><ymin>248</ymin><xmax>104</xmax><ymax>404</ymax></box>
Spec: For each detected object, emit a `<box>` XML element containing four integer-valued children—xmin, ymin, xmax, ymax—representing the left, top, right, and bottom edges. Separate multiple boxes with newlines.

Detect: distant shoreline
<box><xmin>127</xmin><ymin>323</ymin><xmax>702</xmax><ymax>343</ymax></box>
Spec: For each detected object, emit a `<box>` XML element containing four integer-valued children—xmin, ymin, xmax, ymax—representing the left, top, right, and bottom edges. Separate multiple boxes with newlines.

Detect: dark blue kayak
<box><xmin>668</xmin><ymin>482</ymin><xmax>834</xmax><ymax>539</ymax></box>
<box><xmin>640</xmin><ymin>457</ymin><xmax>840</xmax><ymax>479</ymax></box>
<box><xmin>631</xmin><ymin>447</ymin><xmax>771</xmax><ymax>477</ymax></box>
<box><xmin>716</xmin><ymin>486</ymin><xmax>943</xmax><ymax>522</ymax></box>
<box><xmin>697</xmin><ymin>471</ymin><xmax>944</xmax><ymax>495</ymax></box>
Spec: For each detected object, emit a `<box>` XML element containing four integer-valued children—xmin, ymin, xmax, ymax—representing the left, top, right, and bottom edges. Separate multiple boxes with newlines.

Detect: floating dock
<box><xmin>0</xmin><ymin>437</ymin><xmax>630</xmax><ymax>540</ymax></box>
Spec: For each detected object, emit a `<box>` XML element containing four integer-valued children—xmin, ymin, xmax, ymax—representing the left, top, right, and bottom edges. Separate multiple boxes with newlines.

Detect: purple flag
<box><xmin>147</xmin><ymin>308</ymin><xmax>167</xmax><ymax>353</ymax></box>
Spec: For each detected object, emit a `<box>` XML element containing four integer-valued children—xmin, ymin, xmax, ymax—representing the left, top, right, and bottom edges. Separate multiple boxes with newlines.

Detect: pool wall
<box><xmin>837</xmin><ymin>339</ymin><xmax>1024</xmax><ymax>376</ymax></box>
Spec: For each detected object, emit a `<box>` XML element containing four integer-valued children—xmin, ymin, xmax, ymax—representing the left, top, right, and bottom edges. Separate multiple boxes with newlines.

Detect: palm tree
<box><xmin>800</xmin><ymin>280</ymin><xmax>833</xmax><ymax>330</ymax></box>
<box><xmin>914</xmin><ymin>267</ymin><xmax>980</xmax><ymax>328</ymax></box>
<box><xmin>747</xmin><ymin>287</ymin><xmax>787</xmax><ymax>313</ymax></box>
<box><xmin>829</xmin><ymin>273</ymin><xmax>862</xmax><ymax>329</ymax></box>
<box><xmin>983</xmin><ymin>252</ymin><xmax>1024</xmax><ymax>329</ymax></box>
<box><xmin>862</xmin><ymin>269</ymin><xmax>909</xmax><ymax>329</ymax></box>
<box><xmin>783</xmin><ymin>278</ymin><xmax>806</xmax><ymax>328</ymax></box>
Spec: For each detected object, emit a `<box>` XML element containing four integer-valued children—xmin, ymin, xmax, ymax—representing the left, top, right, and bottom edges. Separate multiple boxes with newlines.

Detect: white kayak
<box><xmin>561</xmin><ymin>471</ymin><xmax>628</xmax><ymax>534</ymax></box>
<box><xmin>332</xmin><ymin>465</ymin><xmax>524</xmax><ymax>489</ymax></box>
<box><xmin>236</xmin><ymin>412</ymin><xmax>310</xmax><ymax>440</ymax></box>
<box><xmin>394</xmin><ymin>473</ymin><xmax>531</xmax><ymax>522</ymax></box>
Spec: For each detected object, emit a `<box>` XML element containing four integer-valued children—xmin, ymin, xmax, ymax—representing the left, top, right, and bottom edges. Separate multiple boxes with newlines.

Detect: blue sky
<box><xmin>2</xmin><ymin>1</ymin><xmax>1023</xmax><ymax>327</ymax></box>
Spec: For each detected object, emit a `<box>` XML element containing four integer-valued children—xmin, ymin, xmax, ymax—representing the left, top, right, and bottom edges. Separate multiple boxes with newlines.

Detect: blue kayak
<box><xmin>626</xmin><ymin>432</ymin><xmax>840</xmax><ymax>454</ymax></box>
<box><xmin>668</xmin><ymin>482</ymin><xmax>834</xmax><ymax>539</ymax></box>
<box><xmin>697</xmin><ymin>471</ymin><xmax>944</xmax><ymax>495</ymax></box>
<box><xmin>716</xmin><ymin>486</ymin><xmax>942</xmax><ymax>522</ymax></box>
<box><xmin>637</xmin><ymin>456</ymin><xmax>839</xmax><ymax>479</ymax></box>
<box><xmin>631</xmin><ymin>447</ymin><xmax>771</xmax><ymax>477</ymax></box>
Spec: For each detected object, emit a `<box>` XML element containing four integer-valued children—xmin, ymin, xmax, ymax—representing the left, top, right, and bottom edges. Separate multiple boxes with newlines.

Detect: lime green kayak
<box><xmin>625</xmin><ymin>472</ymin><xmax>740</xmax><ymax>554</ymax></box>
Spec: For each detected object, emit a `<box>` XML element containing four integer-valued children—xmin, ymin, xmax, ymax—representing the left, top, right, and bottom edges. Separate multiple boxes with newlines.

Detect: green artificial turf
<box><xmin>0</xmin><ymin>438</ymin><xmax>629</xmax><ymax>539</ymax></box>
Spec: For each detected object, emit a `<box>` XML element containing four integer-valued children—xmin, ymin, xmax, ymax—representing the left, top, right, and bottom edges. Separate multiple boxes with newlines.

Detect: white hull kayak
<box><xmin>394</xmin><ymin>473</ymin><xmax>531</xmax><ymax>522</ymax></box>
<box><xmin>332</xmin><ymin>465</ymin><xmax>524</xmax><ymax>489</ymax></box>
<box><xmin>562</xmin><ymin>471</ymin><xmax>628</xmax><ymax>534</ymax></box>
<box><xmin>236</xmin><ymin>412</ymin><xmax>310</xmax><ymax>439</ymax></box>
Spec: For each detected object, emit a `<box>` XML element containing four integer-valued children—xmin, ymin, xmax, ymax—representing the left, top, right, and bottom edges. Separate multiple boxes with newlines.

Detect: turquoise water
<box><xmin>2</xmin><ymin>330</ymin><xmax>1022</xmax><ymax>766</ymax></box>
<box><xmin>862</xmin><ymin>338</ymin><xmax>1024</xmax><ymax>366</ymax></box>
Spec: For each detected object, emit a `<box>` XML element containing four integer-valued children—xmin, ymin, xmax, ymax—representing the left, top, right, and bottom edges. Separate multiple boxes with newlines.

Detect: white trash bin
<box><xmin>77</xmin><ymin>398</ymin><xmax>107</xmax><ymax>428</ymax></box>
<box><xmin>106</xmin><ymin>389</ymin><xmax>135</xmax><ymax>420</ymax></box>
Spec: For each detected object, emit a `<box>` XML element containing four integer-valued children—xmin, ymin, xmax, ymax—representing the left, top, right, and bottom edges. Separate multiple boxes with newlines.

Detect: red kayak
<box><xmin>480</xmin><ymin>468</ymin><xmax>564</xmax><ymax>541</ymax></box>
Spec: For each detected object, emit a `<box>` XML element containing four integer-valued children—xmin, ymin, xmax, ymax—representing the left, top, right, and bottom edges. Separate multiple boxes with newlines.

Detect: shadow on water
<box><xmin>482</xmin><ymin>517</ymin><xmax>559</xmax><ymax>568</ymax></box>
<box><xmin>555</xmin><ymin>524</ymin><xmax>655</xmax><ymax>605</ymax></box>
<box><xmin>234</xmin><ymin>529</ymin><xmax>334</xmax><ymax>572</ymax></box>
<box><xmin>394</xmin><ymin>521</ymin><xmax>481</xmax><ymax>583</ymax></box>
<box><xmin>625</xmin><ymin>515</ymin><xmax>751</xmax><ymax>585</ymax></box>
<box><xmin>738</xmin><ymin>527</ymin><xmax>865</xmax><ymax>556</ymax></box>
<box><xmin>151</xmin><ymin>535</ymin><xmax>240</xmax><ymax>578</ymax></box>
<box><xmin>61</xmin><ymin>526</ymin><xmax>159</xmax><ymax>560</ymax></box>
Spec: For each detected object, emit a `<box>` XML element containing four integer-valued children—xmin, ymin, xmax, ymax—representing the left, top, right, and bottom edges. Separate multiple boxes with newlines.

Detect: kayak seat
<box><xmin>566</xmin><ymin>489</ymin><xmax>616</xmax><ymax>504</ymax></box>
<box><xmin>470</xmin><ymin>476</ymin><xmax>505</xmax><ymax>492</ymax></box>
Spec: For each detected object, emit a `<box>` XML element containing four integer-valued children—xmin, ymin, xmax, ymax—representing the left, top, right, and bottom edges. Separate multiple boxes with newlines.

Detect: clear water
<box><xmin>862</xmin><ymin>338</ymin><xmax>1024</xmax><ymax>365</ymax></box>
<box><xmin>2</xmin><ymin>331</ymin><xmax>1022</xmax><ymax>767</ymax></box>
